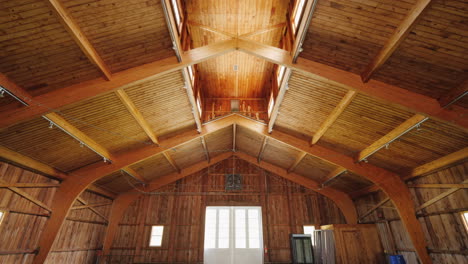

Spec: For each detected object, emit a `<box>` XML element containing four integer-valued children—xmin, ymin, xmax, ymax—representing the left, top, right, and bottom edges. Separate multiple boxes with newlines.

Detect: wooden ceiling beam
<box><xmin>356</xmin><ymin>114</ymin><xmax>428</xmax><ymax>162</ymax></box>
<box><xmin>257</xmin><ymin>136</ymin><xmax>268</xmax><ymax>163</ymax></box>
<box><xmin>71</xmin><ymin>202</ymin><xmax>112</xmax><ymax>210</ymax></box>
<box><xmin>46</xmin><ymin>0</ymin><xmax>112</xmax><ymax>80</ymax></box>
<box><xmin>240</xmin><ymin>22</ymin><xmax>287</xmax><ymax>38</ymax></box>
<box><xmin>0</xmin><ymin>183</ymin><xmax>60</xmax><ymax>188</ymax></box>
<box><xmin>0</xmin><ymin>39</ymin><xmax>237</xmax><ymax>129</ymax></box>
<box><xmin>43</xmin><ymin>112</ymin><xmax>114</xmax><ymax>161</ymax></box>
<box><xmin>360</xmin><ymin>0</ymin><xmax>432</xmax><ymax>82</ymax></box>
<box><xmin>236</xmin><ymin>38</ymin><xmax>467</xmax><ymax>130</ymax></box>
<box><xmin>268</xmin><ymin>68</ymin><xmax>292</xmax><ymax>132</ymax></box>
<box><xmin>115</xmin><ymin>89</ymin><xmax>159</xmax><ymax>144</ymax></box>
<box><xmin>438</xmin><ymin>79</ymin><xmax>468</xmax><ymax>108</ymax></box>
<box><xmin>86</xmin><ymin>185</ymin><xmax>117</xmax><ymax>200</ymax></box>
<box><xmin>312</xmin><ymin>90</ymin><xmax>356</xmax><ymax>144</ymax></box>
<box><xmin>321</xmin><ymin>167</ymin><xmax>347</xmax><ymax>187</ymax></box>
<box><xmin>0</xmin><ymin>146</ymin><xmax>67</xmax><ymax>180</ymax></box>
<box><xmin>408</xmin><ymin>184</ymin><xmax>468</xmax><ymax>189</ymax></box>
<box><xmin>234</xmin><ymin>152</ymin><xmax>357</xmax><ymax>224</ymax></box>
<box><xmin>163</xmin><ymin>152</ymin><xmax>181</xmax><ymax>173</ymax></box>
<box><xmin>287</xmin><ymin>151</ymin><xmax>306</xmax><ymax>173</ymax></box>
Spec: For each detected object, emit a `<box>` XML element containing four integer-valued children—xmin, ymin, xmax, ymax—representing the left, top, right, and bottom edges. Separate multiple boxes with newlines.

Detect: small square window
<box><xmin>303</xmin><ymin>225</ymin><xmax>316</xmax><ymax>245</ymax></box>
<box><xmin>149</xmin><ymin>226</ymin><xmax>164</xmax><ymax>247</ymax></box>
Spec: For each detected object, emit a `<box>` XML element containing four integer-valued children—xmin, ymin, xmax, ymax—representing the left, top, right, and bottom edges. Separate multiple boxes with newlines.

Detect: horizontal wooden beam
<box><xmin>71</xmin><ymin>202</ymin><xmax>112</xmax><ymax>210</ymax></box>
<box><xmin>76</xmin><ymin>197</ymin><xmax>108</xmax><ymax>222</ymax></box>
<box><xmin>408</xmin><ymin>184</ymin><xmax>468</xmax><ymax>189</ymax></box>
<box><xmin>163</xmin><ymin>152</ymin><xmax>181</xmax><ymax>173</ymax></box>
<box><xmin>360</xmin><ymin>0</ymin><xmax>432</xmax><ymax>82</ymax></box>
<box><xmin>122</xmin><ymin>167</ymin><xmax>147</xmax><ymax>184</ymax></box>
<box><xmin>287</xmin><ymin>152</ymin><xmax>306</xmax><ymax>173</ymax></box>
<box><xmin>1</xmin><ymin>39</ymin><xmax>237</xmax><ymax>129</ymax></box>
<box><xmin>416</xmin><ymin>179</ymin><xmax>468</xmax><ymax>212</ymax></box>
<box><xmin>0</xmin><ymin>179</ymin><xmax>52</xmax><ymax>212</ymax></box>
<box><xmin>46</xmin><ymin>0</ymin><xmax>112</xmax><ymax>80</ymax></box>
<box><xmin>115</xmin><ymin>89</ymin><xmax>158</xmax><ymax>144</ymax></box>
<box><xmin>0</xmin><ymin>183</ymin><xmax>60</xmax><ymax>188</ymax></box>
<box><xmin>43</xmin><ymin>112</ymin><xmax>114</xmax><ymax>161</ymax></box>
<box><xmin>236</xmin><ymin>38</ymin><xmax>467</xmax><ymax>130</ymax></box>
<box><xmin>321</xmin><ymin>167</ymin><xmax>347</xmax><ymax>187</ymax></box>
<box><xmin>86</xmin><ymin>185</ymin><xmax>117</xmax><ymax>200</ymax></box>
<box><xmin>356</xmin><ymin>114</ymin><xmax>428</xmax><ymax>162</ymax></box>
<box><xmin>0</xmin><ymin>146</ymin><xmax>67</xmax><ymax>180</ymax></box>
<box><xmin>359</xmin><ymin>197</ymin><xmax>391</xmax><ymax>221</ymax></box>
<box><xmin>312</xmin><ymin>91</ymin><xmax>356</xmax><ymax>145</ymax></box>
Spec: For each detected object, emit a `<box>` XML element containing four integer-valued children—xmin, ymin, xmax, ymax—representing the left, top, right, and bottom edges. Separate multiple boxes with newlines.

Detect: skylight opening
<box><xmin>149</xmin><ymin>225</ymin><xmax>164</xmax><ymax>247</ymax></box>
<box><xmin>292</xmin><ymin>0</ymin><xmax>306</xmax><ymax>35</ymax></box>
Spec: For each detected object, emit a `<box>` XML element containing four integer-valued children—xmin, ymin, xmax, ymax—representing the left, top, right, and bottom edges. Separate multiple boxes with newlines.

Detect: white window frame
<box><xmin>292</xmin><ymin>0</ymin><xmax>306</xmax><ymax>35</ymax></box>
<box><xmin>171</xmin><ymin>0</ymin><xmax>182</xmax><ymax>30</ymax></box>
<box><xmin>303</xmin><ymin>225</ymin><xmax>316</xmax><ymax>245</ymax></box>
<box><xmin>461</xmin><ymin>211</ymin><xmax>468</xmax><ymax>232</ymax></box>
<box><xmin>149</xmin><ymin>225</ymin><xmax>164</xmax><ymax>247</ymax></box>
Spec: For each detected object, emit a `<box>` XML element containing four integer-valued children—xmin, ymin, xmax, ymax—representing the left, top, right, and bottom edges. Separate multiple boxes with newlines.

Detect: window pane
<box><xmin>218</xmin><ymin>209</ymin><xmax>229</xmax><ymax>248</ymax></box>
<box><xmin>303</xmin><ymin>226</ymin><xmax>315</xmax><ymax>235</ymax></box>
<box><xmin>150</xmin><ymin>226</ymin><xmax>164</xmax><ymax>246</ymax></box>
<box><xmin>235</xmin><ymin>209</ymin><xmax>246</xmax><ymax>248</ymax></box>
<box><xmin>249</xmin><ymin>238</ymin><xmax>260</xmax><ymax>249</ymax></box>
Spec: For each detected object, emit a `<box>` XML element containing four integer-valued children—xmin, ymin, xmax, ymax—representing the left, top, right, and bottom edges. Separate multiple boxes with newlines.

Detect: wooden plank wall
<box><xmin>355</xmin><ymin>161</ymin><xmax>468</xmax><ymax>264</ymax></box>
<box><xmin>109</xmin><ymin>158</ymin><xmax>346</xmax><ymax>263</ymax></box>
<box><xmin>0</xmin><ymin>162</ymin><xmax>113</xmax><ymax>264</ymax></box>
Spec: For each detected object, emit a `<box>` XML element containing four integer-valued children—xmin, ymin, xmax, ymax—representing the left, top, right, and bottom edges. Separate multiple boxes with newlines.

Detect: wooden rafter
<box><xmin>416</xmin><ymin>179</ymin><xmax>468</xmax><ymax>212</ymax></box>
<box><xmin>240</xmin><ymin>23</ymin><xmax>286</xmax><ymax>38</ymax></box>
<box><xmin>257</xmin><ymin>136</ymin><xmax>268</xmax><ymax>163</ymax></box>
<box><xmin>188</xmin><ymin>21</ymin><xmax>286</xmax><ymax>39</ymax></box>
<box><xmin>360</xmin><ymin>0</ymin><xmax>432</xmax><ymax>82</ymax></box>
<box><xmin>115</xmin><ymin>89</ymin><xmax>159</xmax><ymax>144</ymax></box>
<box><xmin>33</xmin><ymin>115</ymin><xmax>431</xmax><ymax>264</ymax></box>
<box><xmin>182</xmin><ymin>68</ymin><xmax>203</xmax><ymax>132</ymax></box>
<box><xmin>438</xmin><ymin>79</ymin><xmax>468</xmax><ymax>107</ymax></box>
<box><xmin>0</xmin><ymin>39</ymin><xmax>237</xmax><ymax>129</ymax></box>
<box><xmin>268</xmin><ymin>68</ymin><xmax>292</xmax><ymax>132</ymax></box>
<box><xmin>46</xmin><ymin>0</ymin><xmax>112</xmax><ymax>80</ymax></box>
<box><xmin>356</xmin><ymin>114</ymin><xmax>428</xmax><ymax>162</ymax></box>
<box><xmin>312</xmin><ymin>90</ymin><xmax>356</xmax><ymax>144</ymax></box>
<box><xmin>287</xmin><ymin>152</ymin><xmax>306</xmax><ymax>173</ymax></box>
<box><xmin>200</xmin><ymin>136</ymin><xmax>210</xmax><ymax>162</ymax></box>
<box><xmin>0</xmin><ymin>146</ymin><xmax>67</xmax><ymax>180</ymax></box>
<box><xmin>408</xmin><ymin>184</ymin><xmax>468</xmax><ymax>189</ymax></box>
<box><xmin>86</xmin><ymin>185</ymin><xmax>117</xmax><ymax>200</ymax></box>
<box><xmin>163</xmin><ymin>152</ymin><xmax>181</xmax><ymax>173</ymax></box>
<box><xmin>0</xmin><ymin>179</ymin><xmax>52</xmax><ymax>212</ymax></box>
<box><xmin>43</xmin><ymin>112</ymin><xmax>114</xmax><ymax>161</ymax></box>
<box><xmin>236</xmin><ymin>38</ymin><xmax>467</xmax><ymax>130</ymax></box>
<box><xmin>71</xmin><ymin>202</ymin><xmax>112</xmax><ymax>210</ymax></box>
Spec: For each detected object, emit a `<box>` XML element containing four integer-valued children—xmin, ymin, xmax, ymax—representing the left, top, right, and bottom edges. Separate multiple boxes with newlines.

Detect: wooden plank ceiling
<box><xmin>0</xmin><ymin>0</ymin><xmax>467</xmax><ymax>197</ymax></box>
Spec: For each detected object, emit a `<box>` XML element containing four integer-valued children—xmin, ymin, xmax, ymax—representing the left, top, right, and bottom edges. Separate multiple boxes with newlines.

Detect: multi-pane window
<box><xmin>292</xmin><ymin>0</ymin><xmax>306</xmax><ymax>34</ymax></box>
<box><xmin>205</xmin><ymin>208</ymin><xmax>230</xmax><ymax>249</ymax></box>
<box><xmin>149</xmin><ymin>226</ymin><xmax>164</xmax><ymax>247</ymax></box>
<box><xmin>171</xmin><ymin>0</ymin><xmax>182</xmax><ymax>28</ymax></box>
<box><xmin>461</xmin><ymin>211</ymin><xmax>468</xmax><ymax>232</ymax></box>
<box><xmin>234</xmin><ymin>208</ymin><xmax>261</xmax><ymax>249</ymax></box>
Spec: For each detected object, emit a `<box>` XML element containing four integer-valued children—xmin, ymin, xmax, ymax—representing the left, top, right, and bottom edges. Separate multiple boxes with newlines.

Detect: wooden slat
<box><xmin>71</xmin><ymin>202</ymin><xmax>112</xmax><ymax>210</ymax></box>
<box><xmin>438</xmin><ymin>79</ymin><xmax>468</xmax><ymax>108</ymax></box>
<box><xmin>236</xmin><ymin>38</ymin><xmax>467</xmax><ymax>130</ymax></box>
<box><xmin>312</xmin><ymin>90</ymin><xmax>356</xmax><ymax>144</ymax></box>
<box><xmin>200</xmin><ymin>136</ymin><xmax>210</xmax><ymax>162</ymax></box>
<box><xmin>76</xmin><ymin>197</ymin><xmax>108</xmax><ymax>222</ymax></box>
<box><xmin>1</xmin><ymin>39</ymin><xmax>237</xmax><ymax>130</ymax></box>
<box><xmin>356</xmin><ymin>114</ymin><xmax>428</xmax><ymax>162</ymax></box>
<box><xmin>416</xmin><ymin>180</ymin><xmax>468</xmax><ymax>212</ymax></box>
<box><xmin>115</xmin><ymin>89</ymin><xmax>159</xmax><ymax>144</ymax></box>
<box><xmin>287</xmin><ymin>152</ymin><xmax>306</xmax><ymax>173</ymax></box>
<box><xmin>163</xmin><ymin>152</ymin><xmax>181</xmax><ymax>173</ymax></box>
<box><xmin>0</xmin><ymin>146</ymin><xmax>67</xmax><ymax>180</ymax></box>
<box><xmin>0</xmin><ymin>179</ymin><xmax>52</xmax><ymax>212</ymax></box>
<box><xmin>321</xmin><ymin>167</ymin><xmax>347</xmax><ymax>186</ymax></box>
<box><xmin>268</xmin><ymin>68</ymin><xmax>292</xmax><ymax>132</ymax></box>
<box><xmin>46</xmin><ymin>0</ymin><xmax>112</xmax><ymax>80</ymax></box>
<box><xmin>0</xmin><ymin>183</ymin><xmax>60</xmax><ymax>188</ymax></box>
<box><xmin>360</xmin><ymin>0</ymin><xmax>432</xmax><ymax>82</ymax></box>
<box><xmin>408</xmin><ymin>184</ymin><xmax>468</xmax><ymax>189</ymax></box>
<box><xmin>257</xmin><ymin>136</ymin><xmax>268</xmax><ymax>163</ymax></box>
<box><xmin>359</xmin><ymin>197</ymin><xmax>391</xmax><ymax>221</ymax></box>
<box><xmin>43</xmin><ymin>112</ymin><xmax>114</xmax><ymax>161</ymax></box>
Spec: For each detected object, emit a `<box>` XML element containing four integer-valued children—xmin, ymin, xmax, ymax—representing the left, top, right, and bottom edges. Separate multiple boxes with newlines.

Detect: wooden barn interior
<box><xmin>0</xmin><ymin>0</ymin><xmax>467</xmax><ymax>263</ymax></box>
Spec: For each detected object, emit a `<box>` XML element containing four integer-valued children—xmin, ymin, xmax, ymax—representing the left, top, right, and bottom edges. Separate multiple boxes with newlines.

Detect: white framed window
<box><xmin>292</xmin><ymin>0</ymin><xmax>306</xmax><ymax>35</ymax></box>
<box><xmin>461</xmin><ymin>211</ymin><xmax>468</xmax><ymax>232</ymax></box>
<box><xmin>149</xmin><ymin>225</ymin><xmax>164</xmax><ymax>247</ymax></box>
<box><xmin>268</xmin><ymin>93</ymin><xmax>275</xmax><ymax>118</ymax></box>
<box><xmin>303</xmin><ymin>225</ymin><xmax>316</xmax><ymax>245</ymax></box>
<box><xmin>188</xmin><ymin>65</ymin><xmax>195</xmax><ymax>85</ymax></box>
